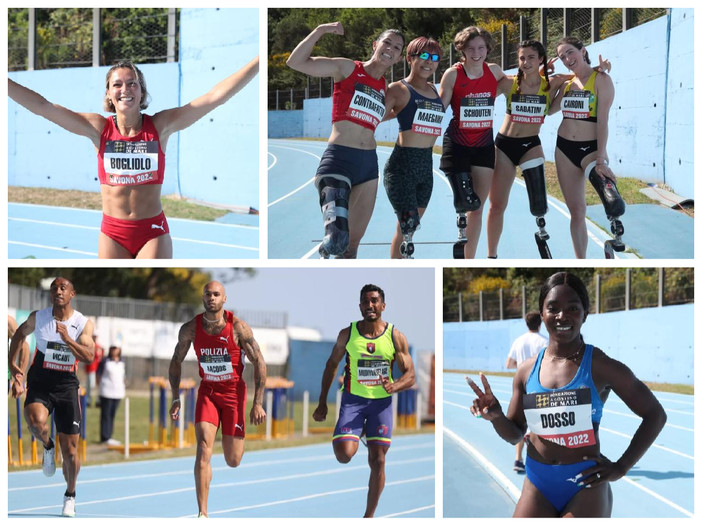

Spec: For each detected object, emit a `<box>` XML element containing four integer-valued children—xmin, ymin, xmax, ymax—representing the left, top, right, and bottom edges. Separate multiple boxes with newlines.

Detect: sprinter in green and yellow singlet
<box><xmin>313</xmin><ymin>284</ymin><xmax>415</xmax><ymax>517</ymax></box>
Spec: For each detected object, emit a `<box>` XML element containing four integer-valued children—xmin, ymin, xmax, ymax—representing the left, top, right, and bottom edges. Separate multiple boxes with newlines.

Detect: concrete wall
<box><xmin>443</xmin><ymin>303</ymin><xmax>693</xmax><ymax>385</ymax></box>
<box><xmin>269</xmin><ymin>8</ymin><xmax>693</xmax><ymax>199</ymax></box>
<box><xmin>268</xmin><ymin>110</ymin><xmax>304</xmax><ymax>138</ymax></box>
<box><xmin>8</xmin><ymin>8</ymin><xmax>259</xmax><ymax>209</ymax></box>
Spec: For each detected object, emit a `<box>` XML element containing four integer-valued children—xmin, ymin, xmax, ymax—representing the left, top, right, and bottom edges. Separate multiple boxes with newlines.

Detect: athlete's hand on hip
<box><xmin>250</xmin><ymin>403</ymin><xmax>266</xmax><ymax>426</ymax></box>
<box><xmin>313</xmin><ymin>403</ymin><xmax>328</xmax><ymax>422</ymax></box>
<box><xmin>577</xmin><ymin>454</ymin><xmax>626</xmax><ymax>488</ymax></box>
<box><xmin>169</xmin><ymin>399</ymin><xmax>181</xmax><ymax>421</ymax></box>
<box><xmin>466</xmin><ymin>373</ymin><xmax>503</xmax><ymax>420</ymax></box>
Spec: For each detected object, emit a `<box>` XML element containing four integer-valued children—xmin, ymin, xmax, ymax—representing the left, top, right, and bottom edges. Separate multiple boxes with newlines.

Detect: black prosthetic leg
<box><xmin>587</xmin><ymin>162</ymin><xmax>626</xmax><ymax>258</ymax></box>
<box><xmin>521</xmin><ymin>158</ymin><xmax>552</xmax><ymax>259</ymax></box>
<box><xmin>447</xmin><ymin>171</ymin><xmax>481</xmax><ymax>259</ymax></box>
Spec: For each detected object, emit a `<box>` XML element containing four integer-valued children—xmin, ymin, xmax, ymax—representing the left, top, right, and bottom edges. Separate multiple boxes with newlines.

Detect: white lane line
<box><xmin>267</xmin><ymin>144</ymin><xmax>322</xmax><ymax>207</ymax></box>
<box><xmin>443</xmin><ymin>427</ymin><xmax>521</xmax><ymax>502</ymax></box>
<box><xmin>8</xmin><ymin>241</ymin><xmax>97</xmax><ymax>256</ymax></box>
<box><xmin>205</xmin><ymin>475</ymin><xmax>434</xmax><ymax>517</ymax></box>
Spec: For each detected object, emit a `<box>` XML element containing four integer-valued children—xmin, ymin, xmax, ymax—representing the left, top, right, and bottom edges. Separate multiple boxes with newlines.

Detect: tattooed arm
<box><xmin>235</xmin><ymin>319</ymin><xmax>267</xmax><ymax>425</ymax></box>
<box><xmin>169</xmin><ymin>318</ymin><xmax>195</xmax><ymax>420</ymax></box>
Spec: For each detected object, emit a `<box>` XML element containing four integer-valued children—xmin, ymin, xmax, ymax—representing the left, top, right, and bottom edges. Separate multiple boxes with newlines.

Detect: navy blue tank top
<box><xmin>396</xmin><ymin>80</ymin><xmax>445</xmax><ymax>135</ymax></box>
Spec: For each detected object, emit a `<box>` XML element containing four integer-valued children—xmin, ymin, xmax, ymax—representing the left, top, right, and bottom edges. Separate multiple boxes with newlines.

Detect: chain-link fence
<box><xmin>269</xmin><ymin>7</ymin><xmax>668</xmax><ymax>110</ymax></box>
<box><xmin>444</xmin><ymin>268</ymin><xmax>694</xmax><ymax>323</ymax></box>
<box><xmin>8</xmin><ymin>8</ymin><xmax>178</xmax><ymax>71</ymax></box>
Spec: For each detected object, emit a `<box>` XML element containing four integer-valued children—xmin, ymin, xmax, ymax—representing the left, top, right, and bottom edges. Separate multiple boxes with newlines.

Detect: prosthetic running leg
<box><xmin>397</xmin><ymin>208</ymin><xmax>420</xmax><ymax>259</ymax></box>
<box><xmin>315</xmin><ymin>174</ymin><xmax>351</xmax><ymax>259</ymax></box>
<box><xmin>447</xmin><ymin>171</ymin><xmax>481</xmax><ymax>259</ymax></box>
<box><xmin>586</xmin><ymin>161</ymin><xmax>626</xmax><ymax>258</ymax></box>
<box><xmin>521</xmin><ymin>158</ymin><xmax>552</xmax><ymax>259</ymax></box>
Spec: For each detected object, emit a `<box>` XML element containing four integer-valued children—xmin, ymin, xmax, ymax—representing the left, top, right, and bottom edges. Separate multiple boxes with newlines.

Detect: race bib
<box><xmin>103</xmin><ymin>140</ymin><xmax>160</xmax><ymax>185</ymax></box>
<box><xmin>411</xmin><ymin>100</ymin><xmax>445</xmax><ymax>136</ymax></box>
<box><xmin>356</xmin><ymin>358</ymin><xmax>390</xmax><ymax>387</ymax></box>
<box><xmin>523</xmin><ymin>388</ymin><xmax>596</xmax><ymax>448</ymax></box>
<box><xmin>510</xmin><ymin>94</ymin><xmax>547</xmax><ymax>124</ymax></box>
<box><xmin>199</xmin><ymin>350</ymin><xmax>234</xmax><ymax>382</ymax></box>
<box><xmin>459</xmin><ymin>96</ymin><xmax>494</xmax><ymax>129</ymax></box>
<box><xmin>43</xmin><ymin>341</ymin><xmax>76</xmax><ymax>372</ymax></box>
<box><xmin>347</xmin><ymin>84</ymin><xmax>385</xmax><ymax>129</ymax></box>
<box><xmin>562</xmin><ymin>90</ymin><xmax>594</xmax><ymax>119</ymax></box>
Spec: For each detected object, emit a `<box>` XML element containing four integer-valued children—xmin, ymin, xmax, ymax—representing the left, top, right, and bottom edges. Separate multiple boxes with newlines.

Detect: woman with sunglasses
<box><xmin>383</xmin><ymin>37</ymin><xmax>445</xmax><ymax>258</ymax></box>
<box><xmin>287</xmin><ymin>22</ymin><xmax>404</xmax><ymax>258</ymax></box>
<box><xmin>8</xmin><ymin>58</ymin><xmax>258</xmax><ymax>259</ymax></box>
<box><xmin>439</xmin><ymin>26</ymin><xmax>506</xmax><ymax>259</ymax></box>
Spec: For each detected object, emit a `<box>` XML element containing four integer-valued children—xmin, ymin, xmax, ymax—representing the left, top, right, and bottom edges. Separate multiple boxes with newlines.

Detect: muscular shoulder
<box><xmin>391</xmin><ymin>325</ymin><xmax>408</xmax><ymax>349</ymax></box>
<box><xmin>179</xmin><ymin>317</ymin><xmax>197</xmax><ymax>339</ymax></box>
<box><xmin>232</xmin><ymin>318</ymin><xmax>254</xmax><ymax>340</ymax></box>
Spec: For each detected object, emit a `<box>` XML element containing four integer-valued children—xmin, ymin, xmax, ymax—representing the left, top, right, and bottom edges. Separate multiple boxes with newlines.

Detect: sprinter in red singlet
<box><xmin>169</xmin><ymin>281</ymin><xmax>267</xmax><ymax>517</ymax></box>
<box><xmin>9</xmin><ymin>56</ymin><xmax>258</xmax><ymax>259</ymax></box>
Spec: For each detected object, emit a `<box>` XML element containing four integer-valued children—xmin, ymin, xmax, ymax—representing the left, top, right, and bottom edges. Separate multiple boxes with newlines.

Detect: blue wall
<box><xmin>8</xmin><ymin>8</ymin><xmax>259</xmax><ymax>210</ymax></box>
<box><xmin>443</xmin><ymin>304</ymin><xmax>693</xmax><ymax>385</ymax></box>
<box><xmin>288</xmin><ymin>339</ymin><xmax>414</xmax><ymax>402</ymax></box>
<box><xmin>268</xmin><ymin>8</ymin><xmax>693</xmax><ymax>199</ymax></box>
<box><xmin>268</xmin><ymin>110</ymin><xmax>304</xmax><ymax>138</ymax></box>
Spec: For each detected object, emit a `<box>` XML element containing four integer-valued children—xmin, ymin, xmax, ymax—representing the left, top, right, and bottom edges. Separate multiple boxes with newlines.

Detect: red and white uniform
<box><xmin>446</xmin><ymin>62</ymin><xmax>497</xmax><ymax>147</ymax></box>
<box><xmin>194</xmin><ymin>311</ymin><xmax>247</xmax><ymax>436</ymax></box>
<box><xmin>97</xmin><ymin>114</ymin><xmax>165</xmax><ymax>186</ymax></box>
<box><xmin>331</xmin><ymin>61</ymin><xmax>387</xmax><ymax>131</ymax></box>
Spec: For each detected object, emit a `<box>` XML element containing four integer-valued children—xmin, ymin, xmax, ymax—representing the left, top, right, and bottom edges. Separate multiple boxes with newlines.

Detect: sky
<box><xmin>206</xmin><ymin>267</ymin><xmax>436</xmax><ymax>352</ymax></box>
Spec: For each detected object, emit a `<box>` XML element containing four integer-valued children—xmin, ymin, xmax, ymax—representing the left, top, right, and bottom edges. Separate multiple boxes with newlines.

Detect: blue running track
<box><xmin>8</xmin><ymin>434</ymin><xmax>434</xmax><ymax>518</ymax></box>
<box><xmin>443</xmin><ymin>372</ymin><xmax>693</xmax><ymax>518</ymax></box>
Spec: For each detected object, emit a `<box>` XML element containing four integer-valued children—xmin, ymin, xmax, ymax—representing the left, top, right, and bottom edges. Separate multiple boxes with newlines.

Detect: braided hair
<box><xmin>516</xmin><ymin>40</ymin><xmax>550</xmax><ymax>95</ymax></box>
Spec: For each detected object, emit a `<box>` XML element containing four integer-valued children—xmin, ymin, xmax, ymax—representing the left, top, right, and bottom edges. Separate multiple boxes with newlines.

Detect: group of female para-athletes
<box><xmin>287</xmin><ymin>22</ymin><xmax>616</xmax><ymax>259</ymax></box>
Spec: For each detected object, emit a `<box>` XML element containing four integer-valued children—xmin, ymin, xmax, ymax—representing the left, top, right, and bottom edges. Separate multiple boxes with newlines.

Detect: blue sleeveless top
<box><xmin>396</xmin><ymin>80</ymin><xmax>444</xmax><ymax>132</ymax></box>
<box><xmin>525</xmin><ymin>344</ymin><xmax>604</xmax><ymax>425</ymax></box>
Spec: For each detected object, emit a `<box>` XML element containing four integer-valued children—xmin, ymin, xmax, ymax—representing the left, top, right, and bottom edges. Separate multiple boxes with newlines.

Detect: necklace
<box><xmin>549</xmin><ymin>340</ymin><xmax>585</xmax><ymax>362</ymax></box>
<box><xmin>202</xmin><ymin>314</ymin><xmax>223</xmax><ymax>324</ymax></box>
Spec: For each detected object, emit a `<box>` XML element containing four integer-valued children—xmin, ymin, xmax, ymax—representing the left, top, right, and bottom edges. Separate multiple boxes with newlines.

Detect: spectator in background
<box><xmin>97</xmin><ymin>345</ymin><xmax>126</xmax><ymax>445</ymax></box>
<box><xmin>84</xmin><ymin>332</ymin><xmax>104</xmax><ymax>407</ymax></box>
<box><xmin>505</xmin><ymin>311</ymin><xmax>548</xmax><ymax>473</ymax></box>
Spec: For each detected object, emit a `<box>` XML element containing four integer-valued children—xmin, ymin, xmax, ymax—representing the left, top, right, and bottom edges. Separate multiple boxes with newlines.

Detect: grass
<box><xmin>446</xmin><ymin>369</ymin><xmax>694</xmax><ymax>395</ymax></box>
<box><xmin>8</xmin><ymin>391</ymin><xmax>432</xmax><ymax>471</ymax></box>
<box><xmin>9</xmin><ymin>186</ymin><xmax>232</xmax><ymax>222</ymax></box>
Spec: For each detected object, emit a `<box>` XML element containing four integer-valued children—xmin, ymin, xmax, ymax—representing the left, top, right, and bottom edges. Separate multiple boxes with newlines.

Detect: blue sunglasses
<box><xmin>412</xmin><ymin>51</ymin><xmax>440</xmax><ymax>62</ymax></box>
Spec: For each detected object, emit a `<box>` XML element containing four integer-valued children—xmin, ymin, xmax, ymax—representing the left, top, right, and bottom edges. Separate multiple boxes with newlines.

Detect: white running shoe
<box><xmin>42</xmin><ymin>447</ymin><xmax>56</xmax><ymax>477</ymax></box>
<box><xmin>62</xmin><ymin>495</ymin><xmax>76</xmax><ymax>517</ymax></box>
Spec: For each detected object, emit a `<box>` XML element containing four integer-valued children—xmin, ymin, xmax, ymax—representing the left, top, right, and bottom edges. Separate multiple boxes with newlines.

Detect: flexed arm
<box><xmin>286</xmin><ymin>22</ymin><xmax>355</xmax><ymax>80</ymax></box>
<box><xmin>8</xmin><ymin>79</ymin><xmax>105</xmax><ymax>146</ymax></box>
<box><xmin>381</xmin><ymin>329</ymin><xmax>415</xmax><ymax>394</ymax></box>
<box><xmin>154</xmin><ymin>56</ymin><xmax>259</xmax><ymax>141</ymax></box>
<box><xmin>236</xmin><ymin>319</ymin><xmax>267</xmax><ymax>425</ymax></box>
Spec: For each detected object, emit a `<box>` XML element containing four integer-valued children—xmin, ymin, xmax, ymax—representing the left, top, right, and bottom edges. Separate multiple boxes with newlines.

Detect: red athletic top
<box><xmin>97</xmin><ymin>114</ymin><xmax>165</xmax><ymax>186</ymax></box>
<box><xmin>331</xmin><ymin>61</ymin><xmax>387</xmax><ymax>131</ymax></box>
<box><xmin>194</xmin><ymin>311</ymin><xmax>245</xmax><ymax>387</ymax></box>
<box><xmin>446</xmin><ymin>62</ymin><xmax>497</xmax><ymax>147</ymax></box>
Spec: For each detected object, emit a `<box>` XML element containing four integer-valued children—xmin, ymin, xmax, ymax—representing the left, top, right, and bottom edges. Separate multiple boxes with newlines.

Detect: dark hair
<box><xmin>538</xmin><ymin>272</ymin><xmax>590</xmax><ymax>313</ymax></box>
<box><xmin>104</xmin><ymin>61</ymin><xmax>150</xmax><ymax>112</ymax></box>
<box><xmin>516</xmin><ymin>40</ymin><xmax>550</xmax><ymax>94</ymax></box>
<box><xmin>360</xmin><ymin>284</ymin><xmax>385</xmax><ymax>303</ymax></box>
<box><xmin>406</xmin><ymin>36</ymin><xmax>442</xmax><ymax>62</ymax></box>
<box><xmin>454</xmin><ymin>26</ymin><xmax>494</xmax><ymax>61</ymax></box>
<box><xmin>525</xmin><ymin>311</ymin><xmax>542</xmax><ymax>331</ymax></box>
<box><xmin>50</xmin><ymin>277</ymin><xmax>75</xmax><ymax>292</ymax></box>
<box><xmin>376</xmin><ymin>28</ymin><xmax>405</xmax><ymax>47</ymax></box>
<box><xmin>555</xmin><ymin>36</ymin><xmax>591</xmax><ymax>65</ymax></box>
